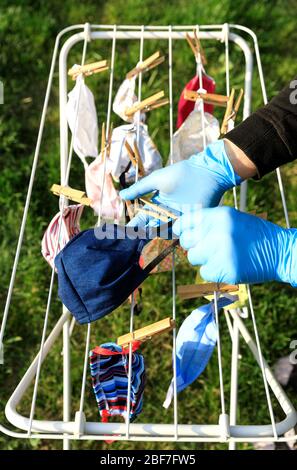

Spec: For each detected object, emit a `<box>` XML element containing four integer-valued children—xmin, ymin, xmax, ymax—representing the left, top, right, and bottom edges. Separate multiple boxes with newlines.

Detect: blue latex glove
<box><xmin>119</xmin><ymin>140</ymin><xmax>242</xmax><ymax>227</ymax></box>
<box><xmin>173</xmin><ymin>206</ymin><xmax>297</xmax><ymax>286</ymax></box>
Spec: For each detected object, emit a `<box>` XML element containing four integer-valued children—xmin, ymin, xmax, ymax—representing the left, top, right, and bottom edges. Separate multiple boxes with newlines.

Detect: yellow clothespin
<box><xmin>184</xmin><ymin>89</ymin><xmax>229</xmax><ymax>107</ymax></box>
<box><xmin>177</xmin><ymin>283</ymin><xmax>239</xmax><ymax>300</ymax></box>
<box><xmin>220</xmin><ymin>88</ymin><xmax>244</xmax><ymax>135</ymax></box>
<box><xmin>136</xmin><ymin>197</ymin><xmax>179</xmax><ymax>224</ymax></box>
<box><xmin>125</xmin><ymin>91</ymin><xmax>169</xmax><ymax>118</ymax></box>
<box><xmin>124</xmin><ymin>140</ymin><xmax>145</xmax><ymax>177</ymax></box>
<box><xmin>117</xmin><ymin>317</ymin><xmax>175</xmax><ymax>348</ymax></box>
<box><xmin>186</xmin><ymin>29</ymin><xmax>207</xmax><ymax>65</ymax></box>
<box><xmin>68</xmin><ymin>60</ymin><xmax>109</xmax><ymax>80</ymax></box>
<box><xmin>50</xmin><ymin>184</ymin><xmax>92</xmax><ymax>206</ymax></box>
<box><xmin>126</xmin><ymin>51</ymin><xmax>165</xmax><ymax>80</ymax></box>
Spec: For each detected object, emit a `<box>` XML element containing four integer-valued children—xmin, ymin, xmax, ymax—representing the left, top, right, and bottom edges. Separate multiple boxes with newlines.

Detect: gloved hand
<box><xmin>173</xmin><ymin>206</ymin><xmax>297</xmax><ymax>286</ymax></box>
<box><xmin>119</xmin><ymin>140</ymin><xmax>243</xmax><ymax>226</ymax></box>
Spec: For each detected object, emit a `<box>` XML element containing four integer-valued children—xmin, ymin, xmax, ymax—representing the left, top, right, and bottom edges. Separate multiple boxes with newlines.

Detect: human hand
<box><xmin>119</xmin><ymin>140</ymin><xmax>243</xmax><ymax>226</ymax></box>
<box><xmin>173</xmin><ymin>206</ymin><xmax>297</xmax><ymax>286</ymax></box>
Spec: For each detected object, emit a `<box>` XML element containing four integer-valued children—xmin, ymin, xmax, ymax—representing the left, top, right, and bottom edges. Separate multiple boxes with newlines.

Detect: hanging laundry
<box><xmin>66</xmin><ymin>74</ymin><xmax>98</xmax><ymax>162</ymax></box>
<box><xmin>108</xmin><ymin>123</ymin><xmax>162</xmax><ymax>184</ymax></box>
<box><xmin>176</xmin><ymin>71</ymin><xmax>216</xmax><ymax>129</ymax></box>
<box><xmin>113</xmin><ymin>77</ymin><xmax>145</xmax><ymax>123</ymax></box>
<box><xmin>171</xmin><ymin>100</ymin><xmax>220</xmax><ymax>164</ymax></box>
<box><xmin>163</xmin><ymin>296</ymin><xmax>236</xmax><ymax>408</ymax></box>
<box><xmin>89</xmin><ymin>341</ymin><xmax>146</xmax><ymax>423</ymax></box>
<box><xmin>85</xmin><ymin>153</ymin><xmax>123</xmax><ymax>220</ymax></box>
<box><xmin>41</xmin><ymin>204</ymin><xmax>84</xmax><ymax>269</ymax></box>
<box><xmin>54</xmin><ymin>224</ymin><xmax>178</xmax><ymax>324</ymax></box>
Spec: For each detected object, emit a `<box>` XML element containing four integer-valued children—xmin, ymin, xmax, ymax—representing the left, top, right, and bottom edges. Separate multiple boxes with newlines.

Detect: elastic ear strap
<box><xmin>143</xmin><ymin>238</ymin><xmax>179</xmax><ymax>274</ymax></box>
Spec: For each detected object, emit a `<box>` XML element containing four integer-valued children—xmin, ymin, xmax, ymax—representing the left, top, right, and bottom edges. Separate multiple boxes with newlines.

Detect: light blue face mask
<box><xmin>163</xmin><ymin>295</ymin><xmax>237</xmax><ymax>408</ymax></box>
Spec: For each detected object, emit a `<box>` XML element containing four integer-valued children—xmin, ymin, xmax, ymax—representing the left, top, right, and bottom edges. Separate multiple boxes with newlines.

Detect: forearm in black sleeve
<box><xmin>225</xmin><ymin>77</ymin><xmax>297</xmax><ymax>178</ymax></box>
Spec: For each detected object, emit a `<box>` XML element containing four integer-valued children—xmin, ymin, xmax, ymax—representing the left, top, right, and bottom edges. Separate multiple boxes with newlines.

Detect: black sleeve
<box><xmin>225</xmin><ymin>78</ymin><xmax>297</xmax><ymax>178</ymax></box>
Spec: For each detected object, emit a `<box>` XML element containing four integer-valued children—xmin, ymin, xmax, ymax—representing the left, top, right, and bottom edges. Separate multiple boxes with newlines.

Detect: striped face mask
<box><xmin>41</xmin><ymin>204</ymin><xmax>84</xmax><ymax>269</ymax></box>
<box><xmin>89</xmin><ymin>341</ymin><xmax>146</xmax><ymax>422</ymax></box>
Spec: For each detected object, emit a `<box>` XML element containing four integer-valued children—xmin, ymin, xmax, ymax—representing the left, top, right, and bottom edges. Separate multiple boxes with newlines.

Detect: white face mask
<box><xmin>107</xmin><ymin>123</ymin><xmax>163</xmax><ymax>183</ymax></box>
<box><xmin>171</xmin><ymin>103</ymin><xmax>220</xmax><ymax>165</ymax></box>
<box><xmin>113</xmin><ymin>77</ymin><xmax>146</xmax><ymax>123</ymax></box>
<box><xmin>84</xmin><ymin>153</ymin><xmax>123</xmax><ymax>222</ymax></box>
<box><xmin>66</xmin><ymin>74</ymin><xmax>99</xmax><ymax>162</ymax></box>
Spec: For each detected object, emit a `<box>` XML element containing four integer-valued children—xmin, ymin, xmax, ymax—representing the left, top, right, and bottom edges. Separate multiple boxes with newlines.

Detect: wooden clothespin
<box><xmin>125</xmin><ymin>200</ymin><xmax>135</xmax><ymax>220</ymax></box>
<box><xmin>68</xmin><ymin>60</ymin><xmax>109</xmax><ymax>80</ymax></box>
<box><xmin>220</xmin><ymin>88</ymin><xmax>244</xmax><ymax>135</ymax></box>
<box><xmin>177</xmin><ymin>283</ymin><xmax>239</xmax><ymax>300</ymax></box>
<box><xmin>50</xmin><ymin>184</ymin><xmax>92</xmax><ymax>206</ymax></box>
<box><xmin>117</xmin><ymin>317</ymin><xmax>175</xmax><ymax>348</ymax></box>
<box><xmin>186</xmin><ymin>29</ymin><xmax>207</xmax><ymax>65</ymax></box>
<box><xmin>142</xmin><ymin>97</ymin><xmax>170</xmax><ymax>113</ymax></box>
<box><xmin>136</xmin><ymin>197</ymin><xmax>179</xmax><ymax>224</ymax></box>
<box><xmin>125</xmin><ymin>91</ymin><xmax>169</xmax><ymax>118</ymax></box>
<box><xmin>124</xmin><ymin>140</ymin><xmax>145</xmax><ymax>177</ymax></box>
<box><xmin>122</xmin><ymin>143</ymin><xmax>145</xmax><ymax>219</ymax></box>
<box><xmin>126</xmin><ymin>51</ymin><xmax>165</xmax><ymax>80</ymax></box>
<box><xmin>184</xmin><ymin>89</ymin><xmax>229</xmax><ymax>108</ymax></box>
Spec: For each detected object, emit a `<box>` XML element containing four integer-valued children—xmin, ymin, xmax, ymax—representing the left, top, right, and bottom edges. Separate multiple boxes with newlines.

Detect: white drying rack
<box><xmin>0</xmin><ymin>23</ymin><xmax>297</xmax><ymax>450</ymax></box>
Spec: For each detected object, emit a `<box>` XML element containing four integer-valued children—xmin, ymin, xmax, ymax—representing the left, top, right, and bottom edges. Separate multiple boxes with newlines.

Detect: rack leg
<box><xmin>228</xmin><ymin>309</ymin><xmax>240</xmax><ymax>450</ymax></box>
<box><xmin>63</xmin><ymin>312</ymin><xmax>71</xmax><ymax>450</ymax></box>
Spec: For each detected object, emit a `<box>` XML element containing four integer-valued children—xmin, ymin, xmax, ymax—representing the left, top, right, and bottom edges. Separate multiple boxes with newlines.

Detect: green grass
<box><xmin>1</xmin><ymin>0</ymin><xmax>297</xmax><ymax>450</ymax></box>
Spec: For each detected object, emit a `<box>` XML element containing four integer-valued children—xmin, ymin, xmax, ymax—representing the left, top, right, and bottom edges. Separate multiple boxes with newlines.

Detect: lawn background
<box><xmin>0</xmin><ymin>0</ymin><xmax>297</xmax><ymax>450</ymax></box>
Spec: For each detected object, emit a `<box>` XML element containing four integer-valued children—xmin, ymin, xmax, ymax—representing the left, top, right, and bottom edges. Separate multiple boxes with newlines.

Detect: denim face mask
<box><xmin>54</xmin><ymin>224</ymin><xmax>178</xmax><ymax>324</ymax></box>
<box><xmin>163</xmin><ymin>296</ymin><xmax>237</xmax><ymax>408</ymax></box>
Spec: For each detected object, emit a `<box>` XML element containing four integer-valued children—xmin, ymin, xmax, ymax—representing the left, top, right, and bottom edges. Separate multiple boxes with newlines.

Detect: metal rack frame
<box><xmin>1</xmin><ymin>23</ymin><xmax>296</xmax><ymax>450</ymax></box>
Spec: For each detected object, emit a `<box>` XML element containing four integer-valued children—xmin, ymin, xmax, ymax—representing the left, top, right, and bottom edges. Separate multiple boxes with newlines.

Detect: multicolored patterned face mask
<box><xmin>89</xmin><ymin>341</ymin><xmax>146</xmax><ymax>422</ymax></box>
